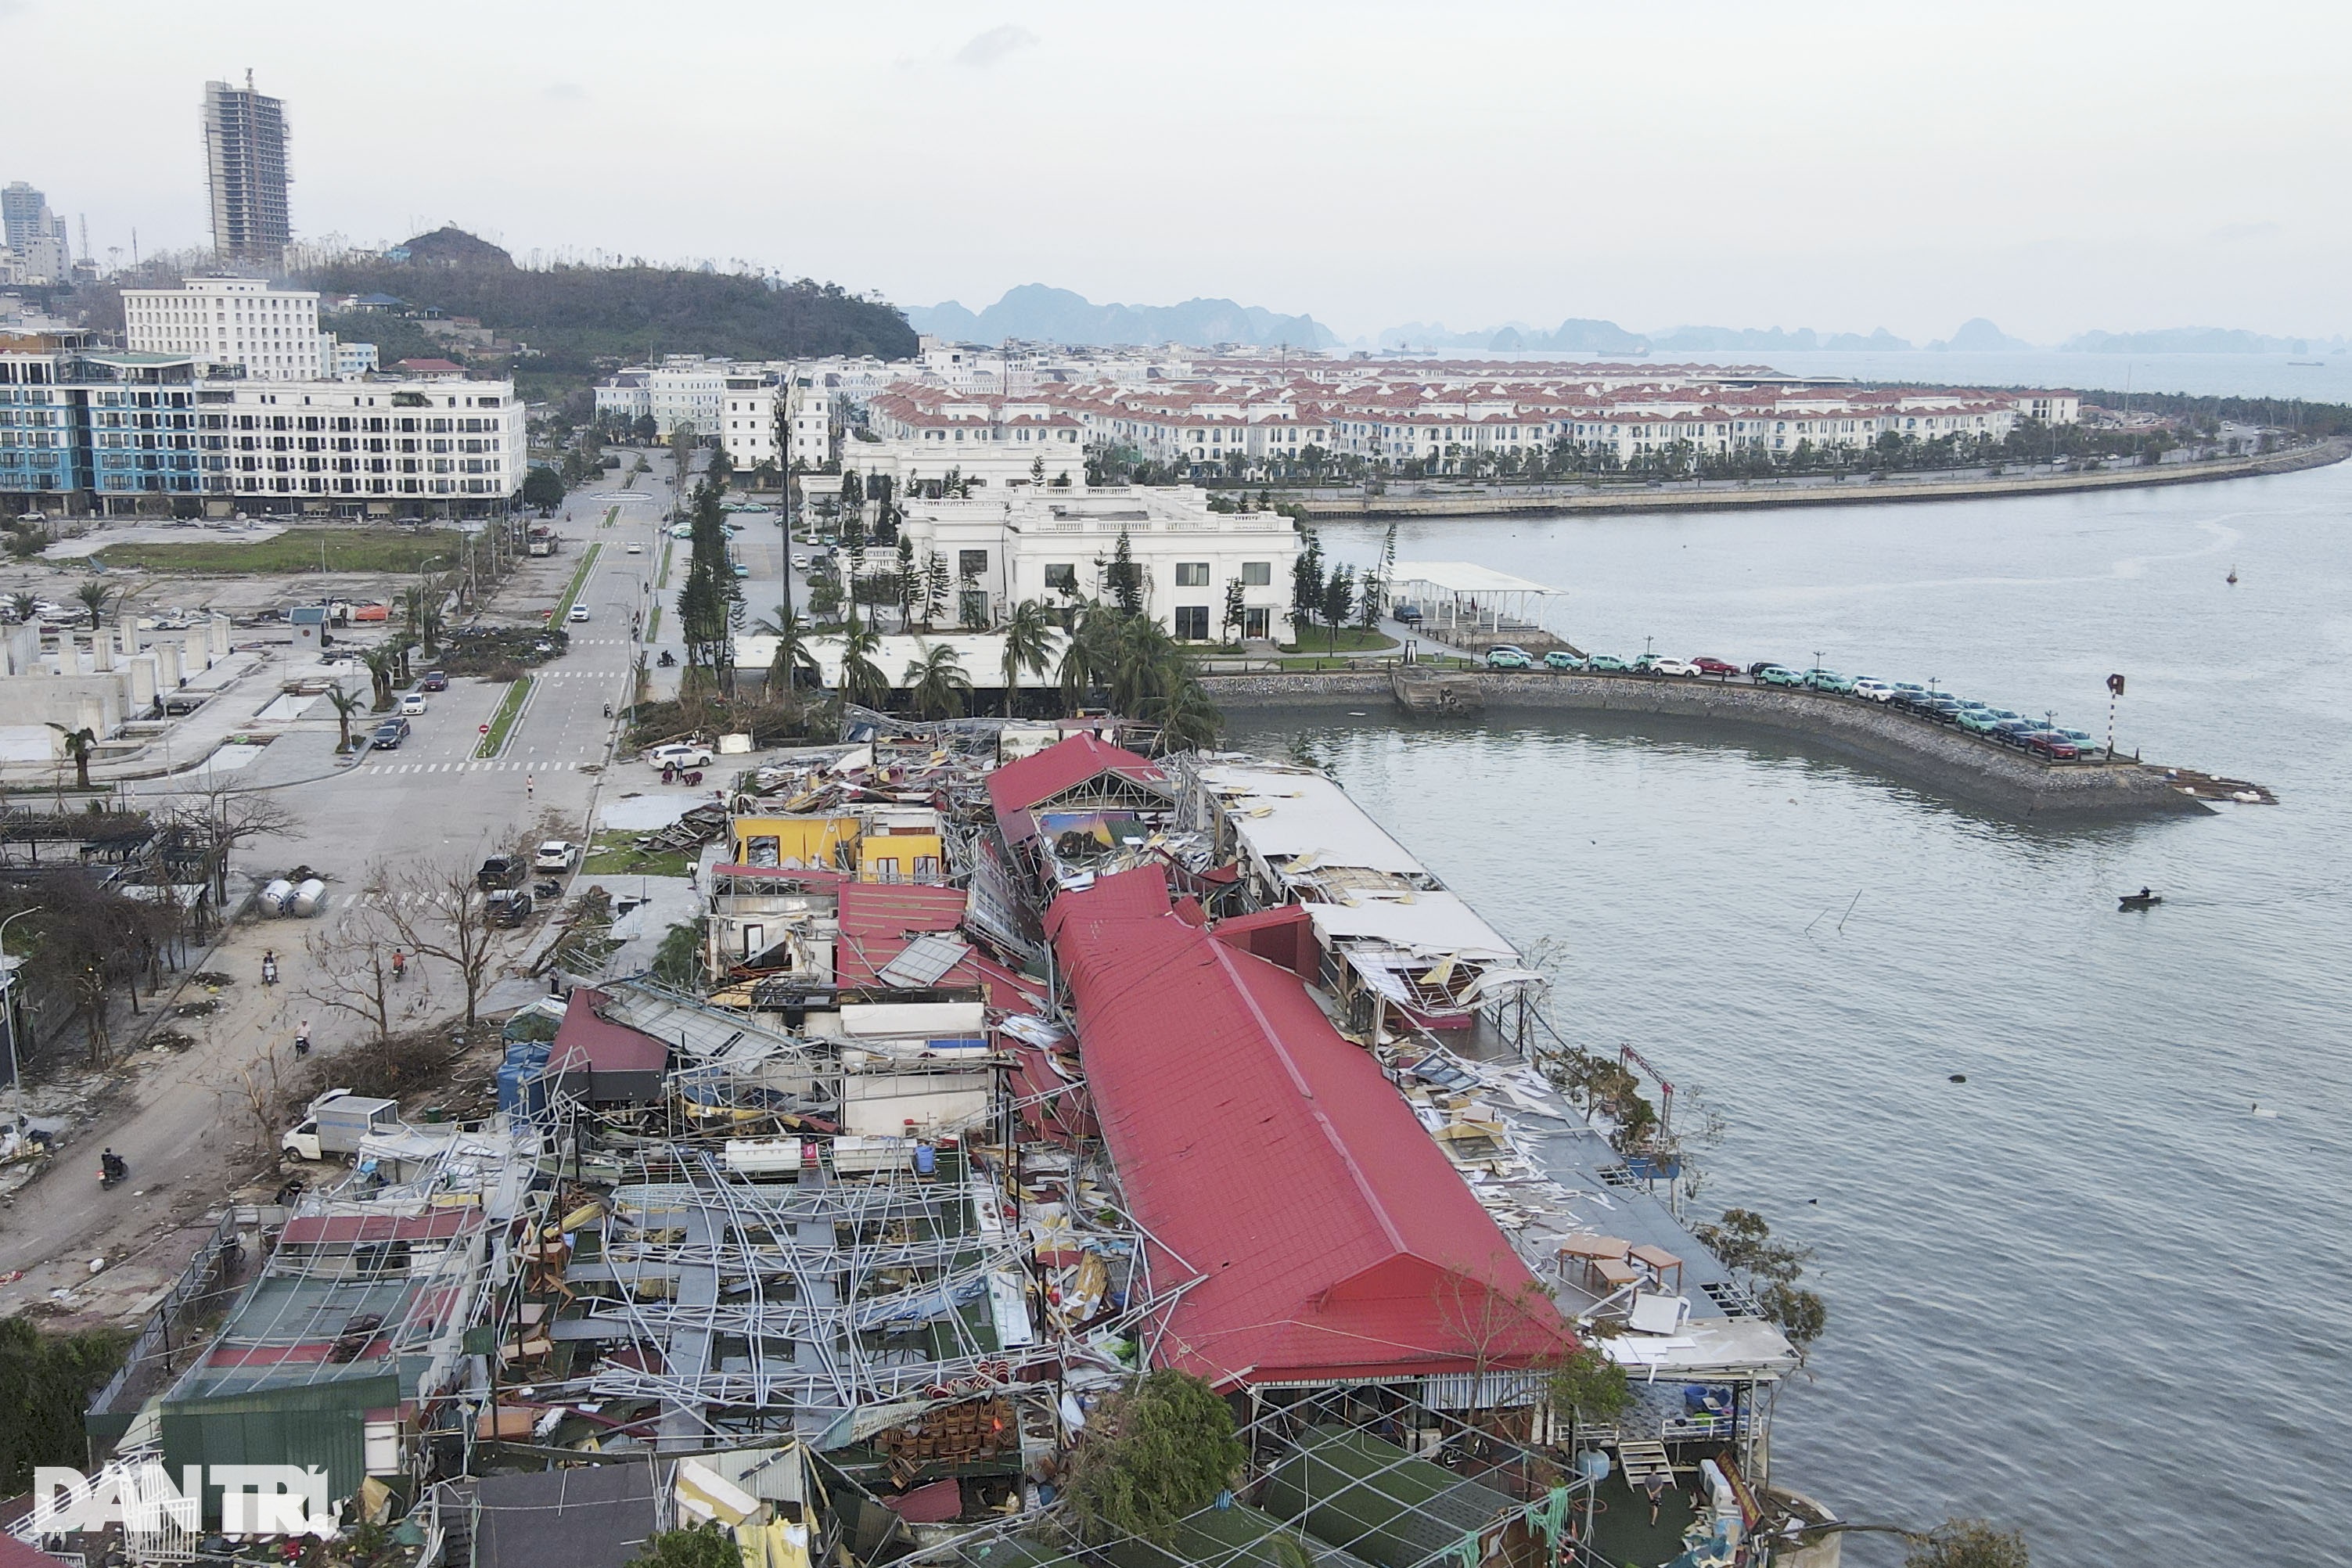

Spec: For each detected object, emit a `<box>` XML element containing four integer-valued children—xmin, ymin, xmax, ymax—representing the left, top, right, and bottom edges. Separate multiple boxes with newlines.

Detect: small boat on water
<box><xmin>2118</xmin><ymin>888</ymin><xmax>2162</xmax><ymax>911</ymax></box>
<box><xmin>2226</xmin><ymin>565</ymin><xmax>2239</xmax><ymax>584</ymax></box>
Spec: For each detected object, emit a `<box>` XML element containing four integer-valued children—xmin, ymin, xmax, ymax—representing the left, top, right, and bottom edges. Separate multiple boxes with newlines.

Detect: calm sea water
<box><xmin>1232</xmin><ymin>460</ymin><xmax>2352</xmax><ymax>1567</ymax></box>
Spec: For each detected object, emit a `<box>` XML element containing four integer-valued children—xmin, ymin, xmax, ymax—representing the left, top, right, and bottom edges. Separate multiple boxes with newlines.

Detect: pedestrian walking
<box><xmin>527</xmin><ymin>773</ymin><xmax>535</xmax><ymax>800</ymax></box>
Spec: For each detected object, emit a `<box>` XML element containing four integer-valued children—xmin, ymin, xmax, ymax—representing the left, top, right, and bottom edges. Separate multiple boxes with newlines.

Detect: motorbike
<box><xmin>260</xmin><ymin>955</ymin><xmax>279</xmax><ymax>987</ymax></box>
<box><xmin>99</xmin><ymin>1152</ymin><xmax>128</xmax><ymax>1190</ymax></box>
<box><xmin>657</xmin><ymin>649</ymin><xmax>677</xmax><ymax>667</ymax></box>
<box><xmin>603</xmin><ymin>703</ymin><xmax>613</xmax><ymax>718</ymax></box>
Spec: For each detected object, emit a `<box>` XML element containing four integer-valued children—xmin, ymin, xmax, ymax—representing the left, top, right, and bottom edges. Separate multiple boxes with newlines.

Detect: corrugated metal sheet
<box><xmin>160</xmin><ymin>1372</ymin><xmax>400</xmax><ymax>1516</ymax></box>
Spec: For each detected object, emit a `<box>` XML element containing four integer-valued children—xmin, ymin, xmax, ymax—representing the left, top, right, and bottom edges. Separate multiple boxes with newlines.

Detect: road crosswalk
<box><xmin>367</xmin><ymin>758</ymin><xmax>599</xmax><ymax>772</ymax></box>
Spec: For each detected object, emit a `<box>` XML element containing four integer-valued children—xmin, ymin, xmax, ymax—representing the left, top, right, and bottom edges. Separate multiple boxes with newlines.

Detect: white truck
<box><xmin>281</xmin><ymin>1090</ymin><xmax>400</xmax><ymax>1163</ymax></box>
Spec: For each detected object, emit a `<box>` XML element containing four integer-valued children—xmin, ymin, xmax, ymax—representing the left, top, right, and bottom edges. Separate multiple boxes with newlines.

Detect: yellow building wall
<box><xmin>731</xmin><ymin>815</ymin><xmax>858</xmax><ymax>869</ymax></box>
<box><xmin>856</xmin><ymin>831</ymin><xmax>945</xmax><ymax>883</ymax></box>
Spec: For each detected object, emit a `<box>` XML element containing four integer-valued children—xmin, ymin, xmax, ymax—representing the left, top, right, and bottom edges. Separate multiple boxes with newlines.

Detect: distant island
<box><xmin>905</xmin><ymin>284</ymin><xmax>1337</xmax><ymax>349</ymax></box>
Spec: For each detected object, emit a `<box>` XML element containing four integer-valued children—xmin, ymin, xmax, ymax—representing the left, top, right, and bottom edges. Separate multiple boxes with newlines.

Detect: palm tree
<box><xmin>1109</xmin><ymin>613</ymin><xmax>1182</xmax><ymax>717</ymax></box>
<box><xmin>902</xmin><ymin>641</ymin><xmax>971</xmax><ymax>720</ymax></box>
<box><xmin>47</xmin><ymin>723</ymin><xmax>95</xmax><ymax>789</ymax></box>
<box><xmin>1144</xmin><ymin>675</ymin><xmax>1222</xmax><ymax>754</ymax></box>
<box><xmin>998</xmin><ymin>599</ymin><xmax>1056</xmax><ymax>717</ymax></box>
<box><xmin>417</xmin><ymin>602</ymin><xmax>446</xmax><ymax>658</ymax></box>
<box><xmin>74</xmin><ymin>581</ymin><xmax>114</xmax><ymax>629</ymax></box>
<box><xmin>1056</xmin><ymin>604</ymin><xmax>1115</xmax><ymax>714</ymax></box>
<box><xmin>325</xmin><ymin>686</ymin><xmax>367</xmax><ymax>751</ymax></box>
<box><xmin>5</xmin><ymin>592</ymin><xmax>38</xmax><ymax>624</ymax></box>
<box><xmin>358</xmin><ymin>646</ymin><xmax>401</xmax><ymax>710</ymax></box>
<box><xmin>836</xmin><ymin>612</ymin><xmax>890</xmax><ymax>713</ymax></box>
<box><xmin>753</xmin><ymin>604</ymin><xmax>818</xmax><ymax>692</ymax></box>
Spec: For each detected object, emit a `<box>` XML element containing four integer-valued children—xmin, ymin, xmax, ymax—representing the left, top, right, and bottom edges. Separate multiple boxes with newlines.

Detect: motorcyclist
<box><xmin>100</xmin><ymin>1148</ymin><xmax>126</xmax><ymax>1185</ymax></box>
<box><xmin>261</xmin><ymin>950</ymin><xmax>279</xmax><ymax>986</ymax></box>
<box><xmin>391</xmin><ymin>949</ymin><xmax>406</xmax><ymax>982</ymax></box>
<box><xmin>295</xmin><ymin>1021</ymin><xmax>311</xmax><ymax>1057</ymax></box>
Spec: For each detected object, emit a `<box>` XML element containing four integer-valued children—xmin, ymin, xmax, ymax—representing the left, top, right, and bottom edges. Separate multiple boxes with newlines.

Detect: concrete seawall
<box><xmin>1206</xmin><ymin>668</ymin><xmax>2214</xmax><ymax>818</ymax></box>
<box><xmin>1289</xmin><ymin>439</ymin><xmax>2349</xmax><ymax>520</ymax></box>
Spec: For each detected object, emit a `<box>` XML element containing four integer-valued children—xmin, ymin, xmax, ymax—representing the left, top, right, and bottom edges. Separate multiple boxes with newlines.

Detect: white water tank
<box><xmin>291</xmin><ymin>879</ymin><xmax>327</xmax><ymax>917</ymax></box>
<box><xmin>260</xmin><ymin>879</ymin><xmax>294</xmax><ymax>917</ymax></box>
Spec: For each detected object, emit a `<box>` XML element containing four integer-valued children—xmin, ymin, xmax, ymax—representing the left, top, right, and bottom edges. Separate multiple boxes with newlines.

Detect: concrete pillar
<box><xmin>156</xmin><ymin>639</ymin><xmax>183</xmax><ymax>689</ymax></box>
<box><xmin>124</xmin><ymin>654</ymin><xmax>157</xmax><ymax>710</ymax></box>
<box><xmin>92</xmin><ymin>633</ymin><xmax>113</xmax><ymax>674</ymax></box>
<box><xmin>117</xmin><ymin>608</ymin><xmax>139</xmax><ymax>658</ymax></box>
<box><xmin>207</xmin><ymin>613</ymin><xmax>231</xmax><ymax>662</ymax></box>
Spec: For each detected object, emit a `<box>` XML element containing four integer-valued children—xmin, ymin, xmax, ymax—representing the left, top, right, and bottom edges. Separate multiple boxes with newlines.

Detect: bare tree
<box><xmin>304</xmin><ymin>904</ymin><xmax>434</xmax><ymax>1045</ymax></box>
<box><xmin>375</xmin><ymin>851</ymin><xmax>509</xmax><ymax>1028</ymax></box>
<box><xmin>168</xmin><ymin>784</ymin><xmax>302</xmax><ymax>905</ymax></box>
<box><xmin>231</xmin><ymin>1047</ymin><xmax>297</xmax><ymax>1164</ymax></box>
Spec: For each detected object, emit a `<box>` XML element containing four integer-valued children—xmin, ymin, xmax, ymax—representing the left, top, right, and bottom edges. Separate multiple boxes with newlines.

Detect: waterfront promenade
<box><xmin>1286</xmin><ymin>436</ymin><xmax>2349</xmax><ymax>520</ymax></box>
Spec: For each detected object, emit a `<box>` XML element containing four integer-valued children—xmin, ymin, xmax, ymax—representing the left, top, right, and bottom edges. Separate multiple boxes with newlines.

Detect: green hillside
<box><xmin>297</xmin><ymin>228</ymin><xmax>918</xmax><ymax>399</ymax></box>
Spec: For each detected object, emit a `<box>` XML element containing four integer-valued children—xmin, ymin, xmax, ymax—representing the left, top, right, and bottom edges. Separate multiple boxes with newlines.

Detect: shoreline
<box><xmin>1283</xmin><ymin>437</ymin><xmax>2348</xmax><ymax>520</ymax></box>
<box><xmin>1205</xmin><ymin>667</ymin><xmax>2226</xmax><ymax>819</ymax></box>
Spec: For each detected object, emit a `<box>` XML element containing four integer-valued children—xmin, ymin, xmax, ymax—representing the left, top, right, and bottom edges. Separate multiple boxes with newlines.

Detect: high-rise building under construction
<box><xmin>201</xmin><ymin>72</ymin><xmax>290</xmax><ymax>264</ymax></box>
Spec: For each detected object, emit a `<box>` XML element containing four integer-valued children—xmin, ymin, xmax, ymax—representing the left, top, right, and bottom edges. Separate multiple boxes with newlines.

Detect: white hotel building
<box><xmin>121</xmin><ymin>277</ymin><xmax>324</xmax><ymax>382</ymax></box>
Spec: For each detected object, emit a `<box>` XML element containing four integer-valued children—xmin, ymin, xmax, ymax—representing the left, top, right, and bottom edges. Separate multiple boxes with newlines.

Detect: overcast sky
<box><xmin>8</xmin><ymin>0</ymin><xmax>2345</xmax><ymax>343</ymax></box>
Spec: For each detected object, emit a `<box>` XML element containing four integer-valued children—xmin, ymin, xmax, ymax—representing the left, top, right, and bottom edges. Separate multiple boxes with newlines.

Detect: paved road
<box><xmin>0</xmin><ymin>467</ymin><xmax>674</xmax><ymax>1322</ymax></box>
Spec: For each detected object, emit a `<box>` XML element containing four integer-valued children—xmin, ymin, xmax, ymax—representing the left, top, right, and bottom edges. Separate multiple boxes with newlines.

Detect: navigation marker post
<box><xmin>2106</xmin><ymin>673</ymin><xmax>2126</xmax><ymax>761</ymax></box>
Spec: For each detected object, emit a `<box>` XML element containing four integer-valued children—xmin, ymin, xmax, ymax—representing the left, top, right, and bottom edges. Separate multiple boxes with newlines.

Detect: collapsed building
<box><xmin>44</xmin><ymin>726</ymin><xmax>1825</xmax><ymax>1568</ymax></box>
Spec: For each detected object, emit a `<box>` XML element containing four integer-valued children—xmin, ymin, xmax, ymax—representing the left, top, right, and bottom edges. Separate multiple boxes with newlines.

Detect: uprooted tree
<box><xmin>1063</xmin><ymin>1369</ymin><xmax>1245</xmax><ymax>1545</ymax></box>
<box><xmin>1692</xmin><ymin>1207</ymin><xmax>1828</xmax><ymax>1352</ymax></box>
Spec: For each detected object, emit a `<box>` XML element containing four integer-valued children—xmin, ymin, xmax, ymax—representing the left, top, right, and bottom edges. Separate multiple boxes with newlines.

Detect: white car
<box><xmin>646</xmin><ymin>743</ymin><xmax>714</xmax><ymax>770</ymax></box>
<box><xmin>568</xmin><ymin>604</ymin><xmax>590</xmax><ymax>622</ymax></box>
<box><xmin>669</xmin><ymin>523</ymin><xmax>692</xmax><ymax>538</ymax></box>
<box><xmin>1852</xmin><ymin>678</ymin><xmax>1897</xmax><ymax>702</ymax></box>
<box><xmin>626</xmin><ymin>541</ymin><xmax>643</xmax><ymax>554</ymax></box>
<box><xmin>532</xmin><ymin>840</ymin><xmax>580</xmax><ymax>873</ymax></box>
<box><xmin>1649</xmin><ymin>657</ymin><xmax>1701</xmax><ymax>678</ymax></box>
<box><xmin>398</xmin><ymin>692</ymin><xmax>426</xmax><ymax>715</ymax></box>
<box><xmin>791</xmin><ymin>554</ymin><xmax>810</xmax><ymax>570</ymax></box>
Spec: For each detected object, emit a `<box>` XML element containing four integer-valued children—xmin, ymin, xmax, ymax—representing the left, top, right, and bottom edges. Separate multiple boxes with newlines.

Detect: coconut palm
<box><xmin>902</xmin><ymin>641</ymin><xmax>971</xmax><ymax>721</ymax></box>
<box><xmin>1109</xmin><ymin>613</ymin><xmax>1183</xmax><ymax>717</ymax></box>
<box><xmin>1144</xmin><ymin>676</ymin><xmax>1222</xmax><ymax>754</ymax></box>
<box><xmin>998</xmin><ymin>599</ymin><xmax>1056</xmax><ymax>717</ymax></box>
<box><xmin>47</xmin><ymin>723</ymin><xmax>95</xmax><ymax>789</ymax></box>
<box><xmin>358</xmin><ymin>645</ymin><xmax>401</xmax><ymax>710</ymax></box>
<box><xmin>74</xmin><ymin>581</ymin><xmax>114</xmax><ymax>628</ymax></box>
<box><xmin>5</xmin><ymin>592</ymin><xmax>39</xmax><ymax>624</ymax></box>
<box><xmin>835</xmin><ymin>611</ymin><xmax>890</xmax><ymax>713</ymax></box>
<box><xmin>1056</xmin><ymin>604</ymin><xmax>1116</xmax><ymax>714</ymax></box>
<box><xmin>753</xmin><ymin>604</ymin><xmax>818</xmax><ymax>692</ymax></box>
<box><xmin>325</xmin><ymin>686</ymin><xmax>367</xmax><ymax>751</ymax></box>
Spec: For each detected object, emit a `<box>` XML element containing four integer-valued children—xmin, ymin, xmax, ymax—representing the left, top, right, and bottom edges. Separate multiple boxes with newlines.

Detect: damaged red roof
<box><xmin>1049</xmin><ymin>867</ymin><xmax>1574</xmax><ymax>1388</ymax></box>
<box><xmin>985</xmin><ymin>735</ymin><xmax>1165</xmax><ymax>821</ymax></box>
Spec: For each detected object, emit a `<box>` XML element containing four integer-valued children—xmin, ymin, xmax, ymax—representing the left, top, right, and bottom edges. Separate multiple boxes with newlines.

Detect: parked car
<box><xmin>1691</xmin><ymin>656</ymin><xmax>1740</xmax><ymax>677</ymax></box>
<box><xmin>1989</xmin><ymin>718</ymin><xmax>2041</xmax><ymax>746</ymax></box>
<box><xmin>1542</xmin><ymin>650</ymin><xmax>1584</xmax><ymax>671</ymax></box>
<box><xmin>1851</xmin><ymin>678</ymin><xmax>1896</xmax><ymax>702</ymax></box>
<box><xmin>486</xmin><ymin>889</ymin><xmax>534</xmax><ymax>928</ymax></box>
<box><xmin>2058</xmin><ymin>728</ymin><xmax>2101</xmax><ymax>756</ymax></box>
<box><xmin>398</xmin><ymin>692</ymin><xmax>426</xmax><ymax>716</ymax></box>
<box><xmin>1486</xmin><ymin>646</ymin><xmax>1534</xmax><ymax>670</ymax></box>
<box><xmin>533</xmin><ymin>840</ymin><xmax>580</xmax><ymax>874</ymax></box>
<box><xmin>1746</xmin><ymin>662</ymin><xmax>1782</xmax><ymax>678</ymax></box>
<box><xmin>371</xmin><ymin>717</ymin><xmax>410</xmax><ymax>748</ymax></box>
<box><xmin>1649</xmin><ymin>657</ymin><xmax>1702</xmax><ymax>678</ymax></box>
<box><xmin>1757</xmin><ymin>665</ymin><xmax>1808</xmax><ymax>688</ymax></box>
<box><xmin>1804</xmin><ymin>669</ymin><xmax>1856</xmax><ymax>694</ymax></box>
<box><xmin>732</xmin><ymin>563</ymin><xmax>750</xmax><ymax>578</ymax></box>
<box><xmin>568</xmin><ymin>604</ymin><xmax>591</xmax><ymax>623</ymax></box>
<box><xmin>2024</xmin><ymin>732</ymin><xmax>2080</xmax><ymax>760</ymax></box>
<box><xmin>1394</xmin><ymin>602</ymin><xmax>1423</xmax><ymax>626</ymax></box>
<box><xmin>1919</xmin><ymin>698</ymin><xmax>1964</xmax><ymax>723</ymax></box>
<box><xmin>669</xmin><ymin>524</ymin><xmax>692</xmax><ymax>538</ymax></box>
<box><xmin>477</xmin><ymin>855</ymin><xmax>527</xmax><ymax>890</ymax></box>
<box><xmin>647</xmin><ymin>743</ymin><xmax>716</xmax><ymax>769</ymax></box>
<box><xmin>1955</xmin><ymin>707</ymin><xmax>2005</xmax><ymax>734</ymax></box>
<box><xmin>421</xmin><ymin>670</ymin><xmax>449</xmax><ymax>692</ymax></box>
<box><xmin>1586</xmin><ymin>653</ymin><xmax>1634</xmax><ymax>672</ymax></box>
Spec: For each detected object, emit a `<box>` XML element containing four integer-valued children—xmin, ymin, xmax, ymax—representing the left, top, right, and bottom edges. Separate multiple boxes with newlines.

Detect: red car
<box><xmin>1692</xmin><ymin>656</ymin><xmax>1740</xmax><ymax>677</ymax></box>
<box><xmin>2025</xmin><ymin>732</ymin><xmax>2079</xmax><ymax>761</ymax></box>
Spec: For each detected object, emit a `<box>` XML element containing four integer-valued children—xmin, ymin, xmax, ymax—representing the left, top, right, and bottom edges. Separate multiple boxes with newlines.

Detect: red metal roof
<box><xmin>1049</xmin><ymin>868</ymin><xmax>1574</xmax><ymax>1388</ymax></box>
<box><xmin>549</xmin><ymin>987</ymin><xmax>670</xmax><ymax>1076</ymax></box>
<box><xmin>985</xmin><ymin>735</ymin><xmax>1165</xmax><ymax>820</ymax></box>
<box><xmin>833</xmin><ymin>882</ymin><xmax>1036</xmax><ymax>1008</ymax></box>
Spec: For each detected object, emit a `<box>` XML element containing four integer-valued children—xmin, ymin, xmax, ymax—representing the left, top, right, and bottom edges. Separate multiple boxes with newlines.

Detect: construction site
<box><xmin>21</xmin><ymin>717</ymin><xmax>1836</xmax><ymax>1568</ymax></box>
